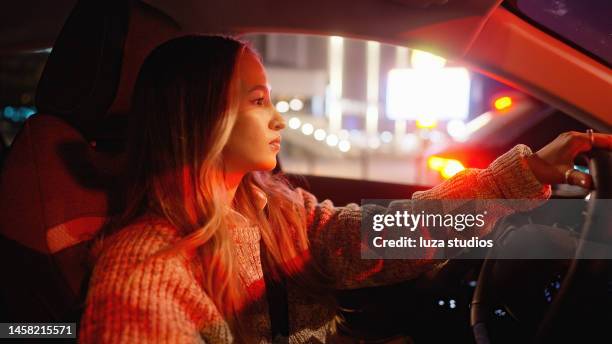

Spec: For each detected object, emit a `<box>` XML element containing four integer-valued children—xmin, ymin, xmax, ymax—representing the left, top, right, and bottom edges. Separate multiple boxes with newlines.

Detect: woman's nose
<box><xmin>270</xmin><ymin>111</ymin><xmax>286</xmax><ymax>130</ymax></box>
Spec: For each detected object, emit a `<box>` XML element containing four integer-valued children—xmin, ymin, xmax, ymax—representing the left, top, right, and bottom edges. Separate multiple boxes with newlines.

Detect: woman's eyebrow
<box><xmin>248</xmin><ymin>84</ymin><xmax>271</xmax><ymax>93</ymax></box>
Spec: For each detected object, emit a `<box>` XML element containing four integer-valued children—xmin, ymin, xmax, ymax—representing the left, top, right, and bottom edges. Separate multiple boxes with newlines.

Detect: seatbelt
<box><xmin>260</xmin><ymin>240</ymin><xmax>290</xmax><ymax>343</ymax></box>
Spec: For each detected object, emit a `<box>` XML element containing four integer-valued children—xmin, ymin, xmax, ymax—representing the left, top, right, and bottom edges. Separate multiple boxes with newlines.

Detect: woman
<box><xmin>79</xmin><ymin>35</ymin><xmax>611</xmax><ymax>343</ymax></box>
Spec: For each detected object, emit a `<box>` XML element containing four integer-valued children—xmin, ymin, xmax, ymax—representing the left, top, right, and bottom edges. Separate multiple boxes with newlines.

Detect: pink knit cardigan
<box><xmin>79</xmin><ymin>144</ymin><xmax>551</xmax><ymax>343</ymax></box>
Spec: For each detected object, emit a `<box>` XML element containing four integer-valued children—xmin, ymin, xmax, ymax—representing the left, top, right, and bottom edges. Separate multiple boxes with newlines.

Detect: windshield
<box><xmin>507</xmin><ymin>0</ymin><xmax>612</xmax><ymax>67</ymax></box>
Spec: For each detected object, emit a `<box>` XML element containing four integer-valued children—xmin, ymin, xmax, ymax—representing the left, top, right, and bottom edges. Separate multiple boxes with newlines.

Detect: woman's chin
<box><xmin>252</xmin><ymin>160</ymin><xmax>277</xmax><ymax>172</ymax></box>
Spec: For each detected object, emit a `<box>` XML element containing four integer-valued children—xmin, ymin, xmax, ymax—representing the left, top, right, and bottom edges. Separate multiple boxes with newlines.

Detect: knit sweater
<box><xmin>79</xmin><ymin>144</ymin><xmax>551</xmax><ymax>343</ymax></box>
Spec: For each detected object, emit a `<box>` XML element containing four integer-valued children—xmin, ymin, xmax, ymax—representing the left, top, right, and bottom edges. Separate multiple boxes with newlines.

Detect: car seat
<box><xmin>0</xmin><ymin>0</ymin><xmax>181</xmax><ymax>323</ymax></box>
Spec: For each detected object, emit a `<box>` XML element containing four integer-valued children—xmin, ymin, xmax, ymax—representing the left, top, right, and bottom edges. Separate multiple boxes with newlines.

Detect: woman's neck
<box><xmin>224</xmin><ymin>170</ymin><xmax>244</xmax><ymax>206</ymax></box>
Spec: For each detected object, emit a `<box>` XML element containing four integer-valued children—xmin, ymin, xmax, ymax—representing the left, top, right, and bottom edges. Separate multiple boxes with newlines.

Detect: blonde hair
<box><xmin>103</xmin><ymin>35</ymin><xmax>334</xmax><ymax>340</ymax></box>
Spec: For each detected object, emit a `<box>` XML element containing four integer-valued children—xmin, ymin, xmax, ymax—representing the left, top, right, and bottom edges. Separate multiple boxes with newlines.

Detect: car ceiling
<box><xmin>1</xmin><ymin>0</ymin><xmax>501</xmax><ymax>59</ymax></box>
<box><xmin>145</xmin><ymin>0</ymin><xmax>502</xmax><ymax>59</ymax></box>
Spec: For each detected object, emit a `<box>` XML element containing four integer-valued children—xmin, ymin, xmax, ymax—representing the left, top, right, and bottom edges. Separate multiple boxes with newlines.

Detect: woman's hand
<box><xmin>526</xmin><ymin>131</ymin><xmax>612</xmax><ymax>189</ymax></box>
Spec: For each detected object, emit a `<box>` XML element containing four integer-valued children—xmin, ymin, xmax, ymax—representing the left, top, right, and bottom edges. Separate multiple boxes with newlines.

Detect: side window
<box><xmin>242</xmin><ymin>34</ymin><xmax>543</xmax><ymax>185</ymax></box>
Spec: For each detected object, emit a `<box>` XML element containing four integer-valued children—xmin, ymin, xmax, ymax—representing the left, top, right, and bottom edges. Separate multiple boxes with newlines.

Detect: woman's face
<box><xmin>223</xmin><ymin>50</ymin><xmax>286</xmax><ymax>174</ymax></box>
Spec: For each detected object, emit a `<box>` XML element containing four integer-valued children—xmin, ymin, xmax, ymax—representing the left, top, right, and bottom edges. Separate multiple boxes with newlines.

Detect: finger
<box><xmin>576</xmin><ymin>132</ymin><xmax>612</xmax><ymax>151</ymax></box>
<box><xmin>591</xmin><ymin>133</ymin><xmax>612</xmax><ymax>150</ymax></box>
<box><xmin>567</xmin><ymin>170</ymin><xmax>593</xmax><ymax>189</ymax></box>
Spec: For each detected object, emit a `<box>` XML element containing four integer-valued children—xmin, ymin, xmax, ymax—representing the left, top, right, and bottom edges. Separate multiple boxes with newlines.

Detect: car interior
<box><xmin>0</xmin><ymin>0</ymin><xmax>611</xmax><ymax>343</ymax></box>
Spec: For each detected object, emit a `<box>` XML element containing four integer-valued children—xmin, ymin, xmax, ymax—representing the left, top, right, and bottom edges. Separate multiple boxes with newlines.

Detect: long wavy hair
<box><xmin>104</xmin><ymin>35</ymin><xmax>334</xmax><ymax>339</ymax></box>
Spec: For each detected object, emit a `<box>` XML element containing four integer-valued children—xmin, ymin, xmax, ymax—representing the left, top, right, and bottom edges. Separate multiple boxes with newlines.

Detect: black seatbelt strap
<box><xmin>260</xmin><ymin>240</ymin><xmax>290</xmax><ymax>343</ymax></box>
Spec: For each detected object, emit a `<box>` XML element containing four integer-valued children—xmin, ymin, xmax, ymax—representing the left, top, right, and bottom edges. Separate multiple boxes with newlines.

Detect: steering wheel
<box><xmin>470</xmin><ymin>148</ymin><xmax>612</xmax><ymax>344</ymax></box>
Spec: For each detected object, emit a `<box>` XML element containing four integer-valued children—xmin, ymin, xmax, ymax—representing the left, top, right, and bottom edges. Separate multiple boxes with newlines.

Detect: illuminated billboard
<box><xmin>386</xmin><ymin>68</ymin><xmax>471</xmax><ymax>121</ymax></box>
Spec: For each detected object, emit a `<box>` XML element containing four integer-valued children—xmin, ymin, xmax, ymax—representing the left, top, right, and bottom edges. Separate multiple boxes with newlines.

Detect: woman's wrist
<box><xmin>526</xmin><ymin>153</ymin><xmax>561</xmax><ymax>185</ymax></box>
<box><xmin>488</xmin><ymin>144</ymin><xmax>551</xmax><ymax>200</ymax></box>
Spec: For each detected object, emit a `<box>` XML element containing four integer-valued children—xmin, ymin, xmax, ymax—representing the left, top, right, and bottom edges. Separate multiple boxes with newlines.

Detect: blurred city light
<box><xmin>326</xmin><ymin>134</ymin><xmax>339</xmax><ymax>146</ymax></box>
<box><xmin>368</xmin><ymin>137</ymin><xmax>381</xmax><ymax>149</ymax></box>
<box><xmin>441</xmin><ymin>160</ymin><xmax>465</xmax><ymax>179</ymax></box>
<box><xmin>466</xmin><ymin>112</ymin><xmax>492</xmax><ymax>134</ymax></box>
<box><xmin>395</xmin><ymin>46</ymin><xmax>409</xmax><ymax>68</ymax></box>
<box><xmin>380</xmin><ymin>131</ymin><xmax>393</xmax><ymax>143</ymax></box>
<box><xmin>393</xmin><ymin>46</ymin><xmax>409</xmax><ymax>148</ymax></box>
<box><xmin>494</xmin><ymin>309</ymin><xmax>507</xmax><ymax>317</ymax></box>
<box><xmin>276</xmin><ymin>101</ymin><xmax>290</xmax><ymax>113</ymax></box>
<box><xmin>446</xmin><ymin>120</ymin><xmax>468</xmax><ymax>141</ymax></box>
<box><xmin>386</xmin><ymin>68</ymin><xmax>470</xmax><ymax>121</ymax></box>
<box><xmin>338</xmin><ymin>140</ymin><xmax>351</xmax><ymax>152</ymax></box>
<box><xmin>411</xmin><ymin>49</ymin><xmax>446</xmax><ymax>69</ymax></box>
<box><xmin>428</xmin><ymin>130</ymin><xmax>445</xmax><ymax>143</ymax></box>
<box><xmin>289</xmin><ymin>98</ymin><xmax>304</xmax><ymax>111</ymax></box>
<box><xmin>428</xmin><ymin>156</ymin><xmax>465</xmax><ymax>179</ymax></box>
<box><xmin>395</xmin><ymin>119</ymin><xmax>407</xmax><ymax>148</ymax></box>
<box><xmin>328</xmin><ymin>36</ymin><xmax>344</xmax><ymax>132</ymax></box>
<box><xmin>288</xmin><ymin>117</ymin><xmax>301</xmax><ymax>129</ymax></box>
<box><xmin>493</xmin><ymin>96</ymin><xmax>513</xmax><ymax>112</ymax></box>
<box><xmin>314</xmin><ymin>129</ymin><xmax>326</xmax><ymax>141</ymax></box>
<box><xmin>366</xmin><ymin>105</ymin><xmax>379</xmax><ymax>135</ymax></box>
<box><xmin>2</xmin><ymin>106</ymin><xmax>36</xmax><ymax>122</ymax></box>
<box><xmin>427</xmin><ymin>156</ymin><xmax>447</xmax><ymax>171</ymax></box>
<box><xmin>416</xmin><ymin>117</ymin><xmax>438</xmax><ymax>129</ymax></box>
<box><xmin>301</xmin><ymin>123</ymin><xmax>314</xmax><ymax>135</ymax></box>
<box><xmin>401</xmin><ymin>134</ymin><xmax>420</xmax><ymax>153</ymax></box>
<box><xmin>366</xmin><ymin>41</ymin><xmax>380</xmax><ymax>135</ymax></box>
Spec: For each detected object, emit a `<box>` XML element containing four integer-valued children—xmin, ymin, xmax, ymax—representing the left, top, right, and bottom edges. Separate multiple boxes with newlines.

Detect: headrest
<box><xmin>108</xmin><ymin>2</ymin><xmax>182</xmax><ymax>116</ymax></box>
<box><xmin>0</xmin><ymin>114</ymin><xmax>117</xmax><ymax>254</ymax></box>
<box><xmin>4</xmin><ymin>2</ymin><xmax>182</xmax><ymax>254</ymax></box>
<box><xmin>35</xmin><ymin>1</ymin><xmax>131</xmax><ymax>140</ymax></box>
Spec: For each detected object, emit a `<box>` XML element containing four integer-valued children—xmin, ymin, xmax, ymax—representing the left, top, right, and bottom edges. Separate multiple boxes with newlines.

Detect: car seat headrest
<box><xmin>107</xmin><ymin>2</ymin><xmax>182</xmax><ymax>116</ymax></box>
<box><xmin>35</xmin><ymin>1</ymin><xmax>131</xmax><ymax>140</ymax></box>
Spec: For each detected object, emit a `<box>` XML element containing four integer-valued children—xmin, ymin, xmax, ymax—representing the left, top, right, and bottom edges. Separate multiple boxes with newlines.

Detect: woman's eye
<box><xmin>253</xmin><ymin>97</ymin><xmax>265</xmax><ymax>106</ymax></box>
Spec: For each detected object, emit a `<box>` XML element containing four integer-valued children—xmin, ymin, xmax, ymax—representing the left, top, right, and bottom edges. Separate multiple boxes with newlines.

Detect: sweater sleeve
<box><xmin>300</xmin><ymin>144</ymin><xmax>551</xmax><ymax>290</ymax></box>
<box><xmin>79</xmin><ymin>222</ymin><xmax>232</xmax><ymax>343</ymax></box>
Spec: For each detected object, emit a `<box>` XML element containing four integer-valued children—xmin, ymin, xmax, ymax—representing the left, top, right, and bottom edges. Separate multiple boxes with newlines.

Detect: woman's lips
<box><xmin>269</xmin><ymin>137</ymin><xmax>281</xmax><ymax>151</ymax></box>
